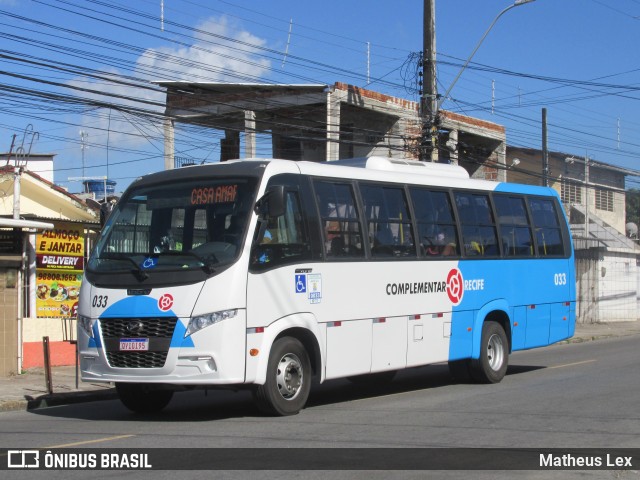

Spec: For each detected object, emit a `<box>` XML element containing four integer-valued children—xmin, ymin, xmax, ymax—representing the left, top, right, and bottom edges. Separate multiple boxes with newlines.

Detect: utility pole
<box><xmin>542</xmin><ymin>108</ymin><xmax>548</xmax><ymax>187</ymax></box>
<box><xmin>584</xmin><ymin>151</ymin><xmax>589</xmax><ymax>237</ymax></box>
<box><xmin>79</xmin><ymin>130</ymin><xmax>88</xmax><ymax>181</ymax></box>
<box><xmin>422</xmin><ymin>0</ymin><xmax>438</xmax><ymax>162</ymax></box>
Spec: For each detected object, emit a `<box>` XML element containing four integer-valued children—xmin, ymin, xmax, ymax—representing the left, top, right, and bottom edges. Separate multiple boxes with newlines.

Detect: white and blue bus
<box><xmin>78</xmin><ymin>157</ymin><xmax>576</xmax><ymax>415</ymax></box>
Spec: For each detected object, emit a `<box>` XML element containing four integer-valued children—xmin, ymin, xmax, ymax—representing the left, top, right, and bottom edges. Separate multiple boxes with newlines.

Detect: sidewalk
<box><xmin>1</xmin><ymin>321</ymin><xmax>639</xmax><ymax>413</ymax></box>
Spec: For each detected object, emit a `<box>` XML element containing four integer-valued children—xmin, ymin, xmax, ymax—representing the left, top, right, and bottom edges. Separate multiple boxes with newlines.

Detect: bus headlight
<box><xmin>78</xmin><ymin>315</ymin><xmax>95</xmax><ymax>338</ymax></box>
<box><xmin>186</xmin><ymin>309</ymin><xmax>238</xmax><ymax>337</ymax></box>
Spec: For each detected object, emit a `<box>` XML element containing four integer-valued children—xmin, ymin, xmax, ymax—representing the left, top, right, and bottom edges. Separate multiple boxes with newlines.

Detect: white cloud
<box><xmin>67</xmin><ymin>16</ymin><xmax>271</xmax><ymax>153</ymax></box>
<box><xmin>137</xmin><ymin>16</ymin><xmax>271</xmax><ymax>83</ymax></box>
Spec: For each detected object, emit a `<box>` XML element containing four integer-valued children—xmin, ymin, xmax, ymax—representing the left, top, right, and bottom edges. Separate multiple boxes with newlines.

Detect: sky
<box><xmin>2</xmin><ymin>0</ymin><xmax>640</xmax><ymax>193</ymax></box>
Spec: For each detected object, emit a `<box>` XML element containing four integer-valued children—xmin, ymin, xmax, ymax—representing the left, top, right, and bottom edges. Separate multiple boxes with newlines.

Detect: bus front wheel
<box><xmin>115</xmin><ymin>383</ymin><xmax>173</xmax><ymax>413</ymax></box>
<box><xmin>254</xmin><ymin>337</ymin><xmax>311</xmax><ymax>416</ymax></box>
<box><xmin>470</xmin><ymin>321</ymin><xmax>508</xmax><ymax>384</ymax></box>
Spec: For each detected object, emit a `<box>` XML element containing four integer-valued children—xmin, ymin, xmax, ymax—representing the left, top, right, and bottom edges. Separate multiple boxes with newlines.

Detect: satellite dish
<box><xmin>626</xmin><ymin>222</ymin><xmax>638</xmax><ymax>239</ymax></box>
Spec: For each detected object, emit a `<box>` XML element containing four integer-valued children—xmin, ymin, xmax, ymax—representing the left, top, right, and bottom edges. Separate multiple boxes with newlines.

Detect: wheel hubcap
<box><xmin>276</xmin><ymin>353</ymin><xmax>303</xmax><ymax>400</ymax></box>
<box><xmin>487</xmin><ymin>333</ymin><xmax>504</xmax><ymax>371</ymax></box>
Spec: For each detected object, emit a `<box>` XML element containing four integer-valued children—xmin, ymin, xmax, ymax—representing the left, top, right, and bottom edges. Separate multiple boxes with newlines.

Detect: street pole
<box><xmin>584</xmin><ymin>152</ymin><xmax>589</xmax><ymax>238</ymax></box>
<box><xmin>422</xmin><ymin>0</ymin><xmax>438</xmax><ymax>162</ymax></box>
<box><xmin>80</xmin><ymin>130</ymin><xmax>88</xmax><ymax>182</ymax></box>
<box><xmin>542</xmin><ymin>107</ymin><xmax>549</xmax><ymax>187</ymax></box>
<box><xmin>436</xmin><ymin>0</ymin><xmax>535</xmax><ymax>113</ymax></box>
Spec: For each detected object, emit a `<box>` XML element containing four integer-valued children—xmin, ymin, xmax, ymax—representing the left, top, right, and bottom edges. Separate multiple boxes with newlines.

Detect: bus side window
<box><xmin>454</xmin><ymin>192</ymin><xmax>498</xmax><ymax>258</ymax></box>
<box><xmin>410</xmin><ymin>188</ymin><xmax>459</xmax><ymax>258</ymax></box>
<box><xmin>314</xmin><ymin>181</ymin><xmax>364</xmax><ymax>259</ymax></box>
<box><xmin>250</xmin><ymin>190</ymin><xmax>311</xmax><ymax>269</ymax></box>
<box><xmin>360</xmin><ymin>184</ymin><xmax>415</xmax><ymax>258</ymax></box>
<box><xmin>494</xmin><ymin>195</ymin><xmax>533</xmax><ymax>257</ymax></box>
<box><xmin>528</xmin><ymin>198</ymin><xmax>565</xmax><ymax>256</ymax></box>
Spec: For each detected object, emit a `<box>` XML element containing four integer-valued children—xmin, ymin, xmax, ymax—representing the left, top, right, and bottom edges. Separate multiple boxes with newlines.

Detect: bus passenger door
<box><xmin>246</xmin><ymin>179</ymin><xmax>318</xmax><ymax>336</ymax></box>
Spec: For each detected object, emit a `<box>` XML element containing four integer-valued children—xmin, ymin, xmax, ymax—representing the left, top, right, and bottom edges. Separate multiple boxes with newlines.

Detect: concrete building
<box><xmin>0</xmin><ymin>153</ymin><xmax>55</xmax><ymax>184</ymax></box>
<box><xmin>505</xmin><ymin>146</ymin><xmax>639</xmax><ymax>235</ymax></box>
<box><xmin>506</xmin><ymin>146</ymin><xmax>640</xmax><ymax>323</ymax></box>
<box><xmin>159</xmin><ymin>82</ymin><xmax>507</xmax><ymax>176</ymax></box>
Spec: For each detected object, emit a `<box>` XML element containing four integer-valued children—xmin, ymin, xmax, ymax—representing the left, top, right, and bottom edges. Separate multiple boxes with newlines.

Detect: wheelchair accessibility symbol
<box><xmin>141</xmin><ymin>257</ymin><xmax>157</xmax><ymax>269</ymax></box>
<box><xmin>295</xmin><ymin>274</ymin><xmax>307</xmax><ymax>293</ymax></box>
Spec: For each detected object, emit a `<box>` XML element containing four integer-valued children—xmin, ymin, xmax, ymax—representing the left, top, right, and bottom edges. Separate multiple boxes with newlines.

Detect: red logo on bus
<box><xmin>446</xmin><ymin>268</ymin><xmax>464</xmax><ymax>306</ymax></box>
<box><xmin>158</xmin><ymin>293</ymin><xmax>174</xmax><ymax>312</ymax></box>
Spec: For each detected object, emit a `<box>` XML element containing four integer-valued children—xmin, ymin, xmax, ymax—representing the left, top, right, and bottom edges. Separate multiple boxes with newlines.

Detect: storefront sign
<box><xmin>35</xmin><ymin>223</ymin><xmax>84</xmax><ymax>319</ymax></box>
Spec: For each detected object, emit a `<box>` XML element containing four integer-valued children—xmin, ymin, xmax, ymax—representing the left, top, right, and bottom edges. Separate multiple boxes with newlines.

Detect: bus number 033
<box><xmin>554</xmin><ymin>273</ymin><xmax>567</xmax><ymax>286</ymax></box>
<box><xmin>92</xmin><ymin>295</ymin><xmax>109</xmax><ymax>308</ymax></box>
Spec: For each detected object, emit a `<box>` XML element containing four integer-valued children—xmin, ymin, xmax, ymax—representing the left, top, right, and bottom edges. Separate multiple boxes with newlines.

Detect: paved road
<box><xmin>1</xmin><ymin>336</ymin><xmax>639</xmax><ymax>479</ymax></box>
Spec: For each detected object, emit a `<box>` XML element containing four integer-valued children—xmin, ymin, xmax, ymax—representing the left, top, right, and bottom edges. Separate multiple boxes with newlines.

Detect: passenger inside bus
<box><xmin>425</xmin><ymin>228</ymin><xmax>457</xmax><ymax>256</ymax></box>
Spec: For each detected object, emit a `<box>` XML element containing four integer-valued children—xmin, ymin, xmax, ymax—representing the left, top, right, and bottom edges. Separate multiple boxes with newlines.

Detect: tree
<box><xmin>626</xmin><ymin>189</ymin><xmax>640</xmax><ymax>235</ymax></box>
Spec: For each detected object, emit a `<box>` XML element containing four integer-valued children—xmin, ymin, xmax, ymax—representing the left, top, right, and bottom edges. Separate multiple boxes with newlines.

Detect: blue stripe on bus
<box><xmin>494</xmin><ymin>182</ymin><xmax>559</xmax><ymax>197</ymax></box>
<box><xmin>88</xmin><ymin>321</ymin><xmax>101</xmax><ymax>348</ymax></box>
<box><xmin>101</xmin><ymin>296</ymin><xmax>171</xmax><ymax>318</ymax></box>
<box><xmin>98</xmin><ymin>296</ymin><xmax>194</xmax><ymax>348</ymax></box>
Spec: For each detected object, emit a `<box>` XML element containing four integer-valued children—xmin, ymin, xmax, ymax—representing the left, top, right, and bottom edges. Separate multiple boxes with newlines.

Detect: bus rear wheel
<box><xmin>115</xmin><ymin>383</ymin><xmax>173</xmax><ymax>413</ymax></box>
<box><xmin>470</xmin><ymin>321</ymin><xmax>508</xmax><ymax>384</ymax></box>
<box><xmin>254</xmin><ymin>337</ymin><xmax>311</xmax><ymax>416</ymax></box>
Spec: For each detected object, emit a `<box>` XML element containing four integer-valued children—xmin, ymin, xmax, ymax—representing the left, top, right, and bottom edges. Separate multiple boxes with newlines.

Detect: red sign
<box><xmin>191</xmin><ymin>185</ymin><xmax>238</xmax><ymax>205</ymax></box>
<box><xmin>446</xmin><ymin>268</ymin><xmax>464</xmax><ymax>306</ymax></box>
<box><xmin>158</xmin><ymin>293</ymin><xmax>174</xmax><ymax>312</ymax></box>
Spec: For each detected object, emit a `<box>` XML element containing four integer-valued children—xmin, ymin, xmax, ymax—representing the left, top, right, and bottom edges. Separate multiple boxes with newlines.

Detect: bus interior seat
<box><xmin>329</xmin><ymin>236</ymin><xmax>346</xmax><ymax>257</ymax></box>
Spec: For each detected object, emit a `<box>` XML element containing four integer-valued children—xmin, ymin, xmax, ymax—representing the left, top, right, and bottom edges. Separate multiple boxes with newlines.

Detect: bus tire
<box><xmin>470</xmin><ymin>321</ymin><xmax>508</xmax><ymax>384</ymax></box>
<box><xmin>448</xmin><ymin>359</ymin><xmax>473</xmax><ymax>383</ymax></box>
<box><xmin>254</xmin><ymin>337</ymin><xmax>311</xmax><ymax>416</ymax></box>
<box><xmin>115</xmin><ymin>383</ymin><xmax>173</xmax><ymax>413</ymax></box>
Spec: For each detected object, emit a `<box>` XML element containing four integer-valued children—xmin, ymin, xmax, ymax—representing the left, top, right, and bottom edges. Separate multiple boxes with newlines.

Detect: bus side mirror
<box><xmin>255</xmin><ymin>186</ymin><xmax>286</xmax><ymax>218</ymax></box>
<box><xmin>99</xmin><ymin>200</ymin><xmax>116</xmax><ymax>228</ymax></box>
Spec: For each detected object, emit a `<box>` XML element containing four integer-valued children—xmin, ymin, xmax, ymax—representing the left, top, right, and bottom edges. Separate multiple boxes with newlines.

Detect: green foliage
<box><xmin>626</xmin><ymin>189</ymin><xmax>640</xmax><ymax>228</ymax></box>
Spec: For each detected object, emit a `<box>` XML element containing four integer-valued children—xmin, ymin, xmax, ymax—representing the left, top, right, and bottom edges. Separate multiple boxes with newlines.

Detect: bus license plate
<box><xmin>119</xmin><ymin>338</ymin><xmax>149</xmax><ymax>351</ymax></box>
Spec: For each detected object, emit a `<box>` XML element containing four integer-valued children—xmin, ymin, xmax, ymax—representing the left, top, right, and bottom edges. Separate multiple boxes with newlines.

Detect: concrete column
<box><xmin>496</xmin><ymin>140</ymin><xmax>507</xmax><ymax>182</ymax></box>
<box><xmin>220</xmin><ymin>130</ymin><xmax>240</xmax><ymax>162</ymax></box>
<box><xmin>326</xmin><ymin>90</ymin><xmax>341</xmax><ymax>162</ymax></box>
<box><xmin>163</xmin><ymin>117</ymin><xmax>175</xmax><ymax>170</ymax></box>
<box><xmin>244</xmin><ymin>110</ymin><xmax>256</xmax><ymax>159</ymax></box>
<box><xmin>447</xmin><ymin>129</ymin><xmax>459</xmax><ymax>165</ymax></box>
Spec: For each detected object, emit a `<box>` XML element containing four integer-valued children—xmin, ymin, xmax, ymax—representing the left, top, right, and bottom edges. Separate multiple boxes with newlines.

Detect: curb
<box><xmin>27</xmin><ymin>388</ymin><xmax>118</xmax><ymax>410</ymax></box>
<box><xmin>566</xmin><ymin>328</ymin><xmax>640</xmax><ymax>344</ymax></box>
<box><xmin>0</xmin><ymin>388</ymin><xmax>117</xmax><ymax>413</ymax></box>
<box><xmin>0</xmin><ymin>399</ymin><xmax>29</xmax><ymax>413</ymax></box>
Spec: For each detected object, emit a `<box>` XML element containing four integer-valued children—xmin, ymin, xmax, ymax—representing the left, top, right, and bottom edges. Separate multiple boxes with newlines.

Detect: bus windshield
<box><xmin>88</xmin><ymin>177</ymin><xmax>257</xmax><ymax>275</ymax></box>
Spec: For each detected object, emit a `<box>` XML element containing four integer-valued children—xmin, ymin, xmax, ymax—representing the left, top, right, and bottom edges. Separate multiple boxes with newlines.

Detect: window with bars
<box><xmin>561</xmin><ymin>181</ymin><xmax>582</xmax><ymax>205</ymax></box>
<box><xmin>595</xmin><ymin>189</ymin><xmax>614</xmax><ymax>212</ymax></box>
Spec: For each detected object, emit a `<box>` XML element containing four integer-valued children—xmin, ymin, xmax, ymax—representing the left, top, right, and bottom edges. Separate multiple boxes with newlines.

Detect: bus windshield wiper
<box><xmin>157</xmin><ymin>251</ymin><xmax>217</xmax><ymax>275</ymax></box>
<box><xmin>101</xmin><ymin>253</ymin><xmax>149</xmax><ymax>281</ymax></box>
